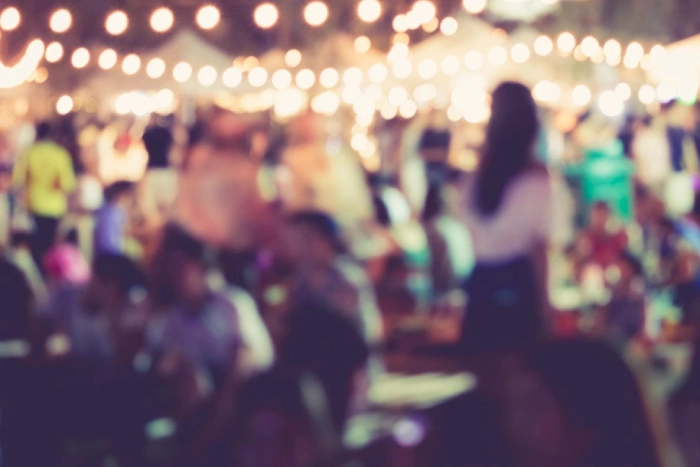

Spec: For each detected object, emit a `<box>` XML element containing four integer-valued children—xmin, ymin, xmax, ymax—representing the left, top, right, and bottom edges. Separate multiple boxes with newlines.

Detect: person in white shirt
<box><xmin>458</xmin><ymin>82</ymin><xmax>552</xmax><ymax>354</ymax></box>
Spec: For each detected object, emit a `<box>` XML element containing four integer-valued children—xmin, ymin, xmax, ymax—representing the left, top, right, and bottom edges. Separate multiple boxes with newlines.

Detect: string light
<box><xmin>413</xmin><ymin>1</ymin><xmax>436</xmax><ymax>23</ymax></box>
<box><xmin>0</xmin><ymin>39</ymin><xmax>44</xmax><ymax>89</ymax></box>
<box><xmin>106</xmin><ymin>10</ymin><xmax>128</xmax><ymax>35</ymax></box>
<box><xmin>150</xmin><ymin>7</ymin><xmax>174</xmax><ymax>33</ymax></box>
<box><xmin>98</xmin><ymin>49</ymin><xmax>117</xmax><ymax>70</ymax></box>
<box><xmin>357</xmin><ymin>0</ymin><xmax>382</xmax><ymax>23</ymax></box>
<box><xmin>533</xmin><ymin>80</ymin><xmax>561</xmax><ymax>104</ymax></box>
<box><xmin>0</xmin><ymin>7</ymin><xmax>21</xmax><ymax>31</ymax></box>
<box><xmin>198</xmin><ymin>66</ymin><xmax>217</xmax><ymax>86</ymax></box>
<box><xmin>248</xmin><ymin>67</ymin><xmax>268</xmax><ymax>87</ymax></box>
<box><xmin>462</xmin><ymin>0</ymin><xmax>487</xmax><ymax>14</ymax></box>
<box><xmin>222</xmin><ymin>67</ymin><xmax>242</xmax><ymax>87</ymax></box>
<box><xmin>557</xmin><ymin>32</ymin><xmax>576</xmax><ymax>54</ymax></box>
<box><xmin>615</xmin><ymin>82</ymin><xmax>632</xmax><ymax>101</ymax></box>
<box><xmin>598</xmin><ymin>90</ymin><xmax>624</xmax><ymax>117</ymax></box>
<box><xmin>488</xmin><ymin>46</ymin><xmax>507</xmax><ymax>65</ymax></box>
<box><xmin>295</xmin><ymin>69</ymin><xmax>315</xmax><ymax>89</ymax></box>
<box><xmin>638</xmin><ymin>84</ymin><xmax>656</xmax><ymax>105</ymax></box>
<box><xmin>440</xmin><ymin>55</ymin><xmax>460</xmax><ymax>75</ymax></box>
<box><xmin>422</xmin><ymin>17</ymin><xmax>438</xmax><ymax>33</ymax></box>
<box><xmin>272</xmin><ymin>69</ymin><xmax>293</xmax><ymax>89</ymax></box>
<box><xmin>440</xmin><ymin>17</ymin><xmax>458</xmax><ymax>36</ymax></box>
<box><xmin>196</xmin><ymin>5</ymin><xmax>221</xmax><ymax>30</ymax></box>
<box><xmin>173</xmin><ymin>62</ymin><xmax>193</xmax><ymax>82</ymax></box>
<box><xmin>320</xmin><ymin>68</ymin><xmax>339</xmax><ymax>88</ymax></box>
<box><xmin>56</xmin><ymin>95</ymin><xmax>73</xmax><ymax>115</ymax></box>
<box><xmin>285</xmin><ymin>49</ymin><xmax>302</xmax><ymax>67</ymax></box>
<box><xmin>122</xmin><ymin>54</ymin><xmax>141</xmax><ymax>75</ymax></box>
<box><xmin>50</xmin><ymin>9</ymin><xmax>72</xmax><ymax>33</ymax></box>
<box><xmin>580</xmin><ymin>36</ymin><xmax>600</xmax><ymax>57</ymax></box>
<box><xmin>311</xmin><ymin>91</ymin><xmax>339</xmax><ymax>115</ymax></box>
<box><xmin>146</xmin><ymin>58</ymin><xmax>166</xmax><ymax>79</ymax></box>
<box><xmin>71</xmin><ymin>48</ymin><xmax>90</xmax><ymax>69</ymax></box>
<box><xmin>572</xmin><ymin>85</ymin><xmax>591</xmax><ymax>107</ymax></box>
<box><xmin>368</xmin><ymin>63</ymin><xmax>388</xmax><ymax>84</ymax></box>
<box><xmin>343</xmin><ymin>67</ymin><xmax>363</xmax><ymax>86</ymax></box>
<box><xmin>418</xmin><ymin>59</ymin><xmax>438</xmax><ymax>79</ymax></box>
<box><xmin>511</xmin><ymin>43</ymin><xmax>530</xmax><ymax>64</ymax></box>
<box><xmin>465</xmin><ymin>51</ymin><xmax>483</xmax><ymax>70</ymax></box>
<box><xmin>534</xmin><ymin>35</ymin><xmax>553</xmax><ymax>56</ymax></box>
<box><xmin>304</xmin><ymin>1</ymin><xmax>329</xmax><ymax>27</ymax></box>
<box><xmin>45</xmin><ymin>42</ymin><xmax>64</xmax><ymax>63</ymax></box>
<box><xmin>392</xmin><ymin>14</ymin><xmax>408</xmax><ymax>33</ymax></box>
<box><xmin>354</xmin><ymin>36</ymin><xmax>371</xmax><ymax>53</ymax></box>
<box><xmin>254</xmin><ymin>3</ymin><xmax>279</xmax><ymax>29</ymax></box>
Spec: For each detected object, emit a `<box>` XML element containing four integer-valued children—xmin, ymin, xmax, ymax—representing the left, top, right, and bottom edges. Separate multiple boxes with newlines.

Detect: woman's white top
<box><xmin>459</xmin><ymin>169</ymin><xmax>553</xmax><ymax>263</ymax></box>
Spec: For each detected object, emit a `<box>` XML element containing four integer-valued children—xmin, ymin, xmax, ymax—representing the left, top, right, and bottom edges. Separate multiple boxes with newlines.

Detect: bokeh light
<box><xmin>71</xmin><ymin>48</ymin><xmax>90</xmax><ymax>69</ymax></box>
<box><xmin>196</xmin><ymin>5</ymin><xmax>221</xmax><ymax>30</ymax></box>
<box><xmin>56</xmin><ymin>95</ymin><xmax>73</xmax><ymax>115</ymax></box>
<box><xmin>50</xmin><ymin>9</ymin><xmax>72</xmax><ymax>33</ymax></box>
<box><xmin>488</xmin><ymin>46</ymin><xmax>507</xmax><ymax>65</ymax></box>
<box><xmin>254</xmin><ymin>3</ymin><xmax>279</xmax><ymax>29</ymax></box>
<box><xmin>272</xmin><ymin>69</ymin><xmax>293</xmax><ymax>89</ymax></box>
<box><xmin>638</xmin><ymin>84</ymin><xmax>656</xmax><ymax>105</ymax></box>
<box><xmin>572</xmin><ymin>85</ymin><xmax>591</xmax><ymax>107</ymax></box>
<box><xmin>418</xmin><ymin>59</ymin><xmax>438</xmax><ymax>80</ymax></box>
<box><xmin>248</xmin><ymin>67</ymin><xmax>268</xmax><ymax>87</ymax></box>
<box><xmin>106</xmin><ymin>10</ymin><xmax>129</xmax><ymax>35</ymax></box>
<box><xmin>354</xmin><ymin>36</ymin><xmax>371</xmax><ymax>53</ymax></box>
<box><xmin>440</xmin><ymin>56</ymin><xmax>460</xmax><ymax>75</ymax></box>
<box><xmin>295</xmin><ymin>68</ymin><xmax>315</xmax><ymax>89</ymax></box>
<box><xmin>223</xmin><ymin>67</ymin><xmax>242</xmax><ymax>88</ymax></box>
<box><xmin>368</xmin><ymin>63</ymin><xmax>388</xmax><ymax>84</ymax></box>
<box><xmin>465</xmin><ymin>51</ymin><xmax>483</xmax><ymax>70</ymax></box>
<box><xmin>304</xmin><ymin>1</ymin><xmax>329</xmax><ymax>27</ymax></box>
<box><xmin>150</xmin><ymin>7</ymin><xmax>174</xmax><ymax>33</ymax></box>
<box><xmin>511</xmin><ymin>43</ymin><xmax>530</xmax><ymax>64</ymax></box>
<box><xmin>462</xmin><ymin>0</ymin><xmax>487</xmax><ymax>14</ymax></box>
<box><xmin>357</xmin><ymin>0</ymin><xmax>382</xmax><ymax>23</ymax></box>
<box><xmin>198</xmin><ymin>66</ymin><xmax>217</xmax><ymax>86</ymax></box>
<box><xmin>320</xmin><ymin>68</ymin><xmax>339</xmax><ymax>88</ymax></box>
<box><xmin>440</xmin><ymin>17</ymin><xmax>458</xmax><ymax>36</ymax></box>
<box><xmin>45</xmin><ymin>42</ymin><xmax>64</xmax><ymax>63</ymax></box>
<box><xmin>598</xmin><ymin>90</ymin><xmax>625</xmax><ymax>117</ymax></box>
<box><xmin>0</xmin><ymin>7</ymin><xmax>21</xmax><ymax>31</ymax></box>
<box><xmin>285</xmin><ymin>49</ymin><xmax>302</xmax><ymax>67</ymax></box>
<box><xmin>122</xmin><ymin>54</ymin><xmax>141</xmax><ymax>75</ymax></box>
<box><xmin>147</xmin><ymin>58</ymin><xmax>166</xmax><ymax>79</ymax></box>
<box><xmin>173</xmin><ymin>62</ymin><xmax>193</xmax><ymax>82</ymax></box>
<box><xmin>98</xmin><ymin>49</ymin><xmax>118</xmax><ymax>70</ymax></box>
<box><xmin>615</xmin><ymin>82</ymin><xmax>632</xmax><ymax>101</ymax></box>
<box><xmin>534</xmin><ymin>35</ymin><xmax>553</xmax><ymax>56</ymax></box>
<box><xmin>557</xmin><ymin>32</ymin><xmax>576</xmax><ymax>54</ymax></box>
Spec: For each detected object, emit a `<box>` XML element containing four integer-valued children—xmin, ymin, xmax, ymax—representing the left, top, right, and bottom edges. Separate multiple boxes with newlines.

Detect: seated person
<box><xmin>577</xmin><ymin>201</ymin><xmax>628</xmax><ymax>270</ymax></box>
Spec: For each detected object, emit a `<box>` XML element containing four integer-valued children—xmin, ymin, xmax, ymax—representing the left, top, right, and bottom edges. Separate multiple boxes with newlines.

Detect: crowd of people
<box><xmin>1</xmin><ymin>80</ymin><xmax>700</xmax><ymax>466</ymax></box>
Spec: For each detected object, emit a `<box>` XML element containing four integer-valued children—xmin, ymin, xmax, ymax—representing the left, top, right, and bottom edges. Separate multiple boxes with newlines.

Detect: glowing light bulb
<box><xmin>615</xmin><ymin>82</ymin><xmax>631</xmax><ymax>101</ymax></box>
<box><xmin>50</xmin><ymin>9</ymin><xmax>72</xmax><ymax>34</ymax></box>
<box><xmin>196</xmin><ymin>5</ymin><xmax>221</xmax><ymax>30</ymax></box>
<box><xmin>0</xmin><ymin>7</ymin><xmax>21</xmax><ymax>31</ymax></box>
<box><xmin>418</xmin><ymin>59</ymin><xmax>438</xmax><ymax>79</ymax></box>
<box><xmin>56</xmin><ymin>95</ymin><xmax>73</xmax><ymax>115</ymax></box>
<box><xmin>304</xmin><ymin>1</ymin><xmax>329</xmax><ymax>27</ymax></box>
<box><xmin>295</xmin><ymin>69</ymin><xmax>315</xmax><ymax>89</ymax></box>
<box><xmin>534</xmin><ymin>35</ymin><xmax>553</xmax><ymax>56</ymax></box>
<box><xmin>311</xmin><ymin>91</ymin><xmax>339</xmax><ymax>115</ymax></box>
<box><xmin>357</xmin><ymin>0</ymin><xmax>382</xmax><ymax>23</ymax></box>
<box><xmin>285</xmin><ymin>49</ymin><xmax>302</xmax><ymax>67</ymax></box>
<box><xmin>368</xmin><ymin>63</ymin><xmax>387</xmax><ymax>84</ymax></box>
<box><xmin>254</xmin><ymin>3</ymin><xmax>279</xmax><ymax>29</ymax></box>
<box><xmin>173</xmin><ymin>62</ymin><xmax>192</xmax><ymax>82</ymax></box>
<box><xmin>147</xmin><ymin>58</ymin><xmax>166</xmax><ymax>79</ymax></box>
<box><xmin>320</xmin><ymin>68</ymin><xmax>339</xmax><ymax>88</ymax></box>
<box><xmin>122</xmin><ymin>54</ymin><xmax>141</xmax><ymax>75</ymax></box>
<box><xmin>71</xmin><ymin>48</ymin><xmax>90</xmax><ymax>69</ymax></box>
<box><xmin>393</xmin><ymin>14</ymin><xmax>408</xmax><ymax>33</ymax></box>
<box><xmin>248</xmin><ymin>67</ymin><xmax>268</xmax><ymax>87</ymax></box>
<box><xmin>572</xmin><ymin>85</ymin><xmax>591</xmax><ymax>107</ymax></box>
<box><xmin>198</xmin><ymin>66</ymin><xmax>217</xmax><ymax>86</ymax></box>
<box><xmin>638</xmin><ymin>85</ymin><xmax>656</xmax><ymax>105</ymax></box>
<box><xmin>412</xmin><ymin>1</ymin><xmax>436</xmax><ymax>23</ymax></box>
<box><xmin>98</xmin><ymin>49</ymin><xmax>117</xmax><ymax>70</ymax></box>
<box><xmin>598</xmin><ymin>90</ymin><xmax>624</xmax><ymax>117</ymax></box>
<box><xmin>511</xmin><ymin>43</ymin><xmax>530</xmax><ymax>64</ymax></box>
<box><xmin>272</xmin><ymin>69</ymin><xmax>292</xmax><ymax>89</ymax></box>
<box><xmin>354</xmin><ymin>36</ymin><xmax>371</xmax><ymax>53</ymax></box>
<box><xmin>150</xmin><ymin>7</ymin><xmax>174</xmax><ymax>33</ymax></box>
<box><xmin>106</xmin><ymin>10</ymin><xmax>128</xmax><ymax>35</ymax></box>
<box><xmin>462</xmin><ymin>0</ymin><xmax>486</xmax><ymax>14</ymax></box>
<box><xmin>222</xmin><ymin>67</ymin><xmax>242</xmax><ymax>88</ymax></box>
<box><xmin>603</xmin><ymin>39</ymin><xmax>621</xmax><ymax>58</ymax></box>
<box><xmin>557</xmin><ymin>32</ymin><xmax>576</xmax><ymax>54</ymax></box>
<box><xmin>580</xmin><ymin>36</ymin><xmax>600</xmax><ymax>58</ymax></box>
<box><xmin>45</xmin><ymin>42</ymin><xmax>64</xmax><ymax>63</ymax></box>
<box><xmin>440</xmin><ymin>17</ymin><xmax>458</xmax><ymax>36</ymax></box>
<box><xmin>626</xmin><ymin>42</ymin><xmax>644</xmax><ymax>61</ymax></box>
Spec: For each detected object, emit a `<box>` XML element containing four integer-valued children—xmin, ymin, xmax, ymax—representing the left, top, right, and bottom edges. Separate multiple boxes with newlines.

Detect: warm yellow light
<box><xmin>198</xmin><ymin>66</ymin><xmax>217</xmax><ymax>86</ymax></box>
<box><xmin>440</xmin><ymin>55</ymin><xmax>460</xmax><ymax>75</ymax></box>
<box><xmin>368</xmin><ymin>63</ymin><xmax>388</xmax><ymax>84</ymax></box>
<box><xmin>50</xmin><ymin>9</ymin><xmax>72</xmax><ymax>34</ymax></box>
<box><xmin>534</xmin><ymin>35</ymin><xmax>553</xmax><ymax>56</ymax></box>
<box><xmin>380</xmin><ymin>103</ymin><xmax>398</xmax><ymax>120</ymax></box>
<box><xmin>0</xmin><ymin>7</ymin><xmax>21</xmax><ymax>31</ymax></box>
<box><xmin>173</xmin><ymin>62</ymin><xmax>193</xmax><ymax>82</ymax></box>
<box><xmin>295</xmin><ymin>68</ymin><xmax>315</xmax><ymax>89</ymax></box>
<box><xmin>656</xmin><ymin>82</ymin><xmax>676</xmax><ymax>103</ymax></box>
<box><xmin>388</xmin><ymin>86</ymin><xmax>408</xmax><ymax>107</ymax></box>
<box><xmin>98</xmin><ymin>49</ymin><xmax>118</xmax><ymax>70</ymax></box>
<box><xmin>422</xmin><ymin>17</ymin><xmax>438</xmax><ymax>33</ymax></box>
<box><xmin>147</xmin><ymin>58</ymin><xmax>166</xmax><ymax>79</ymax></box>
<box><xmin>56</xmin><ymin>95</ymin><xmax>73</xmax><ymax>115</ymax></box>
<box><xmin>354</xmin><ymin>36</ymin><xmax>371</xmax><ymax>53</ymax></box>
<box><xmin>254</xmin><ymin>3</ymin><xmax>279</xmax><ymax>29</ymax></box>
<box><xmin>626</xmin><ymin>42</ymin><xmax>644</xmax><ymax>61</ymax></box>
<box><xmin>440</xmin><ymin>17</ymin><xmax>458</xmax><ymax>36</ymax></box>
<box><xmin>342</xmin><ymin>86</ymin><xmax>362</xmax><ymax>105</ymax></box>
<box><xmin>412</xmin><ymin>1</ymin><xmax>436</xmax><ymax>23</ymax></box>
<box><xmin>615</xmin><ymin>82</ymin><xmax>631</xmax><ymax>101</ymax></box>
<box><xmin>248</xmin><ymin>67</ymin><xmax>268</xmax><ymax>87</ymax></box>
<box><xmin>649</xmin><ymin>44</ymin><xmax>666</xmax><ymax>65</ymax></box>
<box><xmin>488</xmin><ymin>45</ymin><xmax>507</xmax><ymax>65</ymax></box>
<box><xmin>572</xmin><ymin>85</ymin><xmax>591</xmax><ymax>107</ymax></box>
<box><xmin>392</xmin><ymin>14</ymin><xmax>408</xmax><ymax>33</ymax></box>
<box><xmin>638</xmin><ymin>84</ymin><xmax>656</xmax><ymax>105</ymax></box>
<box><xmin>399</xmin><ymin>100</ymin><xmax>418</xmax><ymax>119</ymax></box>
<box><xmin>319</xmin><ymin>68</ymin><xmax>339</xmax><ymax>88</ymax></box>
<box><xmin>392</xmin><ymin>60</ymin><xmax>412</xmax><ymax>79</ymax></box>
<box><xmin>406</xmin><ymin>11</ymin><xmax>422</xmax><ymax>31</ymax></box>
<box><xmin>122</xmin><ymin>54</ymin><xmax>141</xmax><ymax>75</ymax></box>
<box><xmin>511</xmin><ymin>43</ymin><xmax>530</xmax><ymax>63</ymax></box>
<box><xmin>533</xmin><ymin>80</ymin><xmax>561</xmax><ymax>103</ymax></box>
<box><xmin>342</xmin><ymin>67</ymin><xmax>363</xmax><ymax>87</ymax></box>
<box><xmin>222</xmin><ymin>67</ymin><xmax>242</xmax><ymax>87</ymax></box>
<box><xmin>285</xmin><ymin>49</ymin><xmax>302</xmax><ymax>67</ymax></box>
<box><xmin>462</xmin><ymin>0</ymin><xmax>486</xmax><ymax>14</ymax></box>
<box><xmin>272</xmin><ymin>69</ymin><xmax>293</xmax><ymax>89</ymax></box>
<box><xmin>304</xmin><ymin>1</ymin><xmax>329</xmax><ymax>27</ymax></box>
<box><xmin>105</xmin><ymin>10</ymin><xmax>128</xmax><ymax>35</ymax></box>
<box><xmin>311</xmin><ymin>91</ymin><xmax>340</xmax><ymax>115</ymax></box>
<box><xmin>45</xmin><ymin>42</ymin><xmax>64</xmax><ymax>63</ymax></box>
<box><xmin>357</xmin><ymin>0</ymin><xmax>382</xmax><ymax>23</ymax></box>
<box><xmin>623</xmin><ymin>54</ymin><xmax>638</xmax><ymax>69</ymax></box>
<box><xmin>196</xmin><ymin>5</ymin><xmax>221</xmax><ymax>30</ymax></box>
<box><xmin>580</xmin><ymin>36</ymin><xmax>600</xmax><ymax>58</ymax></box>
<box><xmin>598</xmin><ymin>90</ymin><xmax>624</xmax><ymax>117</ymax></box>
<box><xmin>150</xmin><ymin>7</ymin><xmax>174</xmax><ymax>33</ymax></box>
<box><xmin>464</xmin><ymin>51</ymin><xmax>483</xmax><ymax>70</ymax></box>
<box><xmin>418</xmin><ymin>59</ymin><xmax>438</xmax><ymax>79</ymax></box>
<box><xmin>71</xmin><ymin>48</ymin><xmax>90</xmax><ymax>69</ymax></box>
<box><xmin>603</xmin><ymin>39</ymin><xmax>621</xmax><ymax>58</ymax></box>
<box><xmin>557</xmin><ymin>32</ymin><xmax>576</xmax><ymax>54</ymax></box>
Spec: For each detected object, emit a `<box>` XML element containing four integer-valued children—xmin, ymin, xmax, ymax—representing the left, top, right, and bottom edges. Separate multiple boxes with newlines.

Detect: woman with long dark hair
<box><xmin>459</xmin><ymin>82</ymin><xmax>552</xmax><ymax>353</ymax></box>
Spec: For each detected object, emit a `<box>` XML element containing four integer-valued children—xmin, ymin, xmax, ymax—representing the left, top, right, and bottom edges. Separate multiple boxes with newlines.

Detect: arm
<box><xmin>59</xmin><ymin>151</ymin><xmax>77</xmax><ymax>193</ymax></box>
<box><xmin>231</xmin><ymin>288</ymin><xmax>274</xmax><ymax>378</ymax></box>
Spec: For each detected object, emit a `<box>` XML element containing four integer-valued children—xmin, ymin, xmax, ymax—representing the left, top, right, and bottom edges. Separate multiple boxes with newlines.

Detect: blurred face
<box><xmin>590</xmin><ymin>206</ymin><xmax>610</xmax><ymax>231</ymax></box>
<box><xmin>170</xmin><ymin>255</ymin><xmax>209</xmax><ymax>304</ymax></box>
<box><xmin>284</xmin><ymin>224</ymin><xmax>333</xmax><ymax>268</ymax></box>
<box><xmin>83</xmin><ymin>275</ymin><xmax>119</xmax><ymax>313</ymax></box>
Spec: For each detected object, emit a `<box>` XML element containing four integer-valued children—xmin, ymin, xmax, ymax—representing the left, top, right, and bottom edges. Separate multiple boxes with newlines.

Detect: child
<box><xmin>94</xmin><ymin>181</ymin><xmax>134</xmax><ymax>256</ymax></box>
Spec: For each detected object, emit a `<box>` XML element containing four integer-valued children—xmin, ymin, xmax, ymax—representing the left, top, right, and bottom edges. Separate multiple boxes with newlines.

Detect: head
<box><xmin>44</xmin><ymin>244</ymin><xmax>90</xmax><ymax>287</ymax></box>
<box><xmin>104</xmin><ymin>180</ymin><xmax>135</xmax><ymax>208</ymax></box>
<box><xmin>84</xmin><ymin>254</ymin><xmax>146</xmax><ymax>313</ymax></box>
<box><xmin>0</xmin><ymin>259</ymin><xmax>32</xmax><ymax>340</ymax></box>
<box><xmin>36</xmin><ymin>121</ymin><xmax>52</xmax><ymax>140</ymax></box>
<box><xmin>279</xmin><ymin>306</ymin><xmax>370</xmax><ymax>432</ymax></box>
<box><xmin>476</xmin><ymin>82</ymin><xmax>540</xmax><ymax>216</ymax></box>
<box><xmin>422</xmin><ymin>183</ymin><xmax>445</xmax><ymax>222</ymax></box>
<box><xmin>285</xmin><ymin>211</ymin><xmax>345</xmax><ymax>267</ymax></box>
<box><xmin>617</xmin><ymin>251</ymin><xmax>643</xmax><ymax>286</ymax></box>
<box><xmin>502</xmin><ymin>339</ymin><xmax>660</xmax><ymax>467</ymax></box>
<box><xmin>151</xmin><ymin>225</ymin><xmax>215</xmax><ymax>308</ymax></box>
<box><xmin>590</xmin><ymin>201</ymin><xmax>612</xmax><ymax>232</ymax></box>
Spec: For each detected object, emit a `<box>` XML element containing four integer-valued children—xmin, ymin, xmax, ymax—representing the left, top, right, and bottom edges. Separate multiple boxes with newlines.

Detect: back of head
<box><xmin>0</xmin><ymin>260</ymin><xmax>32</xmax><ymax>340</ymax></box>
<box><xmin>422</xmin><ymin>183</ymin><xmax>444</xmax><ymax>222</ymax></box>
<box><xmin>36</xmin><ymin>121</ymin><xmax>52</xmax><ymax>141</ymax></box>
<box><xmin>103</xmin><ymin>180</ymin><xmax>135</xmax><ymax>204</ymax></box>
<box><xmin>524</xmin><ymin>339</ymin><xmax>660</xmax><ymax>467</ymax></box>
<box><xmin>93</xmin><ymin>253</ymin><xmax>146</xmax><ymax>296</ymax></box>
<box><xmin>476</xmin><ymin>82</ymin><xmax>539</xmax><ymax>216</ymax></box>
<box><xmin>288</xmin><ymin>211</ymin><xmax>346</xmax><ymax>253</ymax></box>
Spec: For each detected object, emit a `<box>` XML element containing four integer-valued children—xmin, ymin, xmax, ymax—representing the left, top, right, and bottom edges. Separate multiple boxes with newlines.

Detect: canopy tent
<box><xmin>82</xmin><ymin>29</ymin><xmax>239</xmax><ymax>97</ymax></box>
<box><xmin>647</xmin><ymin>34</ymin><xmax>700</xmax><ymax>86</ymax></box>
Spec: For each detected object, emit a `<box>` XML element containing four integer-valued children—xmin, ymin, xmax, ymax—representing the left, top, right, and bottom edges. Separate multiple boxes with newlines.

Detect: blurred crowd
<box><xmin>1</xmin><ymin>82</ymin><xmax>700</xmax><ymax>466</ymax></box>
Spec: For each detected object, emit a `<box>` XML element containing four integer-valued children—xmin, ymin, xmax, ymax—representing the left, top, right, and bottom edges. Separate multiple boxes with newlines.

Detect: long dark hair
<box><xmin>475</xmin><ymin>82</ymin><xmax>540</xmax><ymax>216</ymax></box>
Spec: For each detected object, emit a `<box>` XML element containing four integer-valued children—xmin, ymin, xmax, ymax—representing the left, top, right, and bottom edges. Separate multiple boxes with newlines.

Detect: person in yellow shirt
<box><xmin>13</xmin><ymin>121</ymin><xmax>76</xmax><ymax>271</ymax></box>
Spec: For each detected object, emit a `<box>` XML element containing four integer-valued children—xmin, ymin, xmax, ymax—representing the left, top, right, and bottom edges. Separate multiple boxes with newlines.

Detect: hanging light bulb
<box><xmin>98</xmin><ymin>49</ymin><xmax>118</xmax><ymax>70</ymax></box>
<box><xmin>254</xmin><ymin>3</ymin><xmax>279</xmax><ymax>29</ymax></box>
<box><xmin>304</xmin><ymin>1</ymin><xmax>329</xmax><ymax>27</ymax></box>
<box><xmin>173</xmin><ymin>62</ymin><xmax>193</xmax><ymax>82</ymax></box>
<box><xmin>45</xmin><ymin>42</ymin><xmax>64</xmax><ymax>63</ymax></box>
<box><xmin>357</xmin><ymin>0</ymin><xmax>382</xmax><ymax>23</ymax></box>
<box><xmin>150</xmin><ymin>7</ymin><xmax>174</xmax><ymax>33</ymax></box>
<box><xmin>196</xmin><ymin>5</ymin><xmax>221</xmax><ymax>30</ymax></box>
<box><xmin>147</xmin><ymin>58</ymin><xmax>166</xmax><ymax>79</ymax></box>
<box><xmin>71</xmin><ymin>48</ymin><xmax>90</xmax><ymax>69</ymax></box>
<box><xmin>122</xmin><ymin>54</ymin><xmax>141</xmax><ymax>75</ymax></box>
<box><xmin>105</xmin><ymin>10</ymin><xmax>128</xmax><ymax>35</ymax></box>
<box><xmin>50</xmin><ymin>9</ymin><xmax>72</xmax><ymax>33</ymax></box>
<box><xmin>0</xmin><ymin>7</ymin><xmax>21</xmax><ymax>31</ymax></box>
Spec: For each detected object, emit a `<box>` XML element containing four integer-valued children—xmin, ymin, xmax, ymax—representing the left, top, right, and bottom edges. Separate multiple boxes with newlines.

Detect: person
<box><xmin>577</xmin><ymin>201</ymin><xmax>629</xmax><ymax>270</ymax></box>
<box><xmin>0</xmin><ymin>259</ymin><xmax>33</xmax><ymax>344</ymax></box>
<box><xmin>234</xmin><ymin>306</ymin><xmax>369</xmax><ymax>467</ymax></box>
<box><xmin>147</xmin><ymin>225</ymin><xmax>274</xmax><ymax>388</ymax></box>
<box><xmin>632</xmin><ymin>115</ymin><xmax>672</xmax><ymax>192</ymax></box>
<box><xmin>139</xmin><ymin>115</ymin><xmax>177</xmax><ymax>232</ymax></box>
<box><xmin>458</xmin><ymin>82</ymin><xmax>552</xmax><ymax>353</ymax></box>
<box><xmin>605</xmin><ymin>252</ymin><xmax>647</xmax><ymax>345</ymax></box>
<box><xmin>669</xmin><ymin>335</ymin><xmax>700</xmax><ymax>467</ymax></box>
<box><xmin>285</xmin><ymin>211</ymin><xmax>383</xmax><ymax>346</ymax></box>
<box><xmin>13</xmin><ymin>121</ymin><xmax>77</xmax><ymax>271</ymax></box>
<box><xmin>94</xmin><ymin>181</ymin><xmax>135</xmax><ymax>256</ymax></box>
